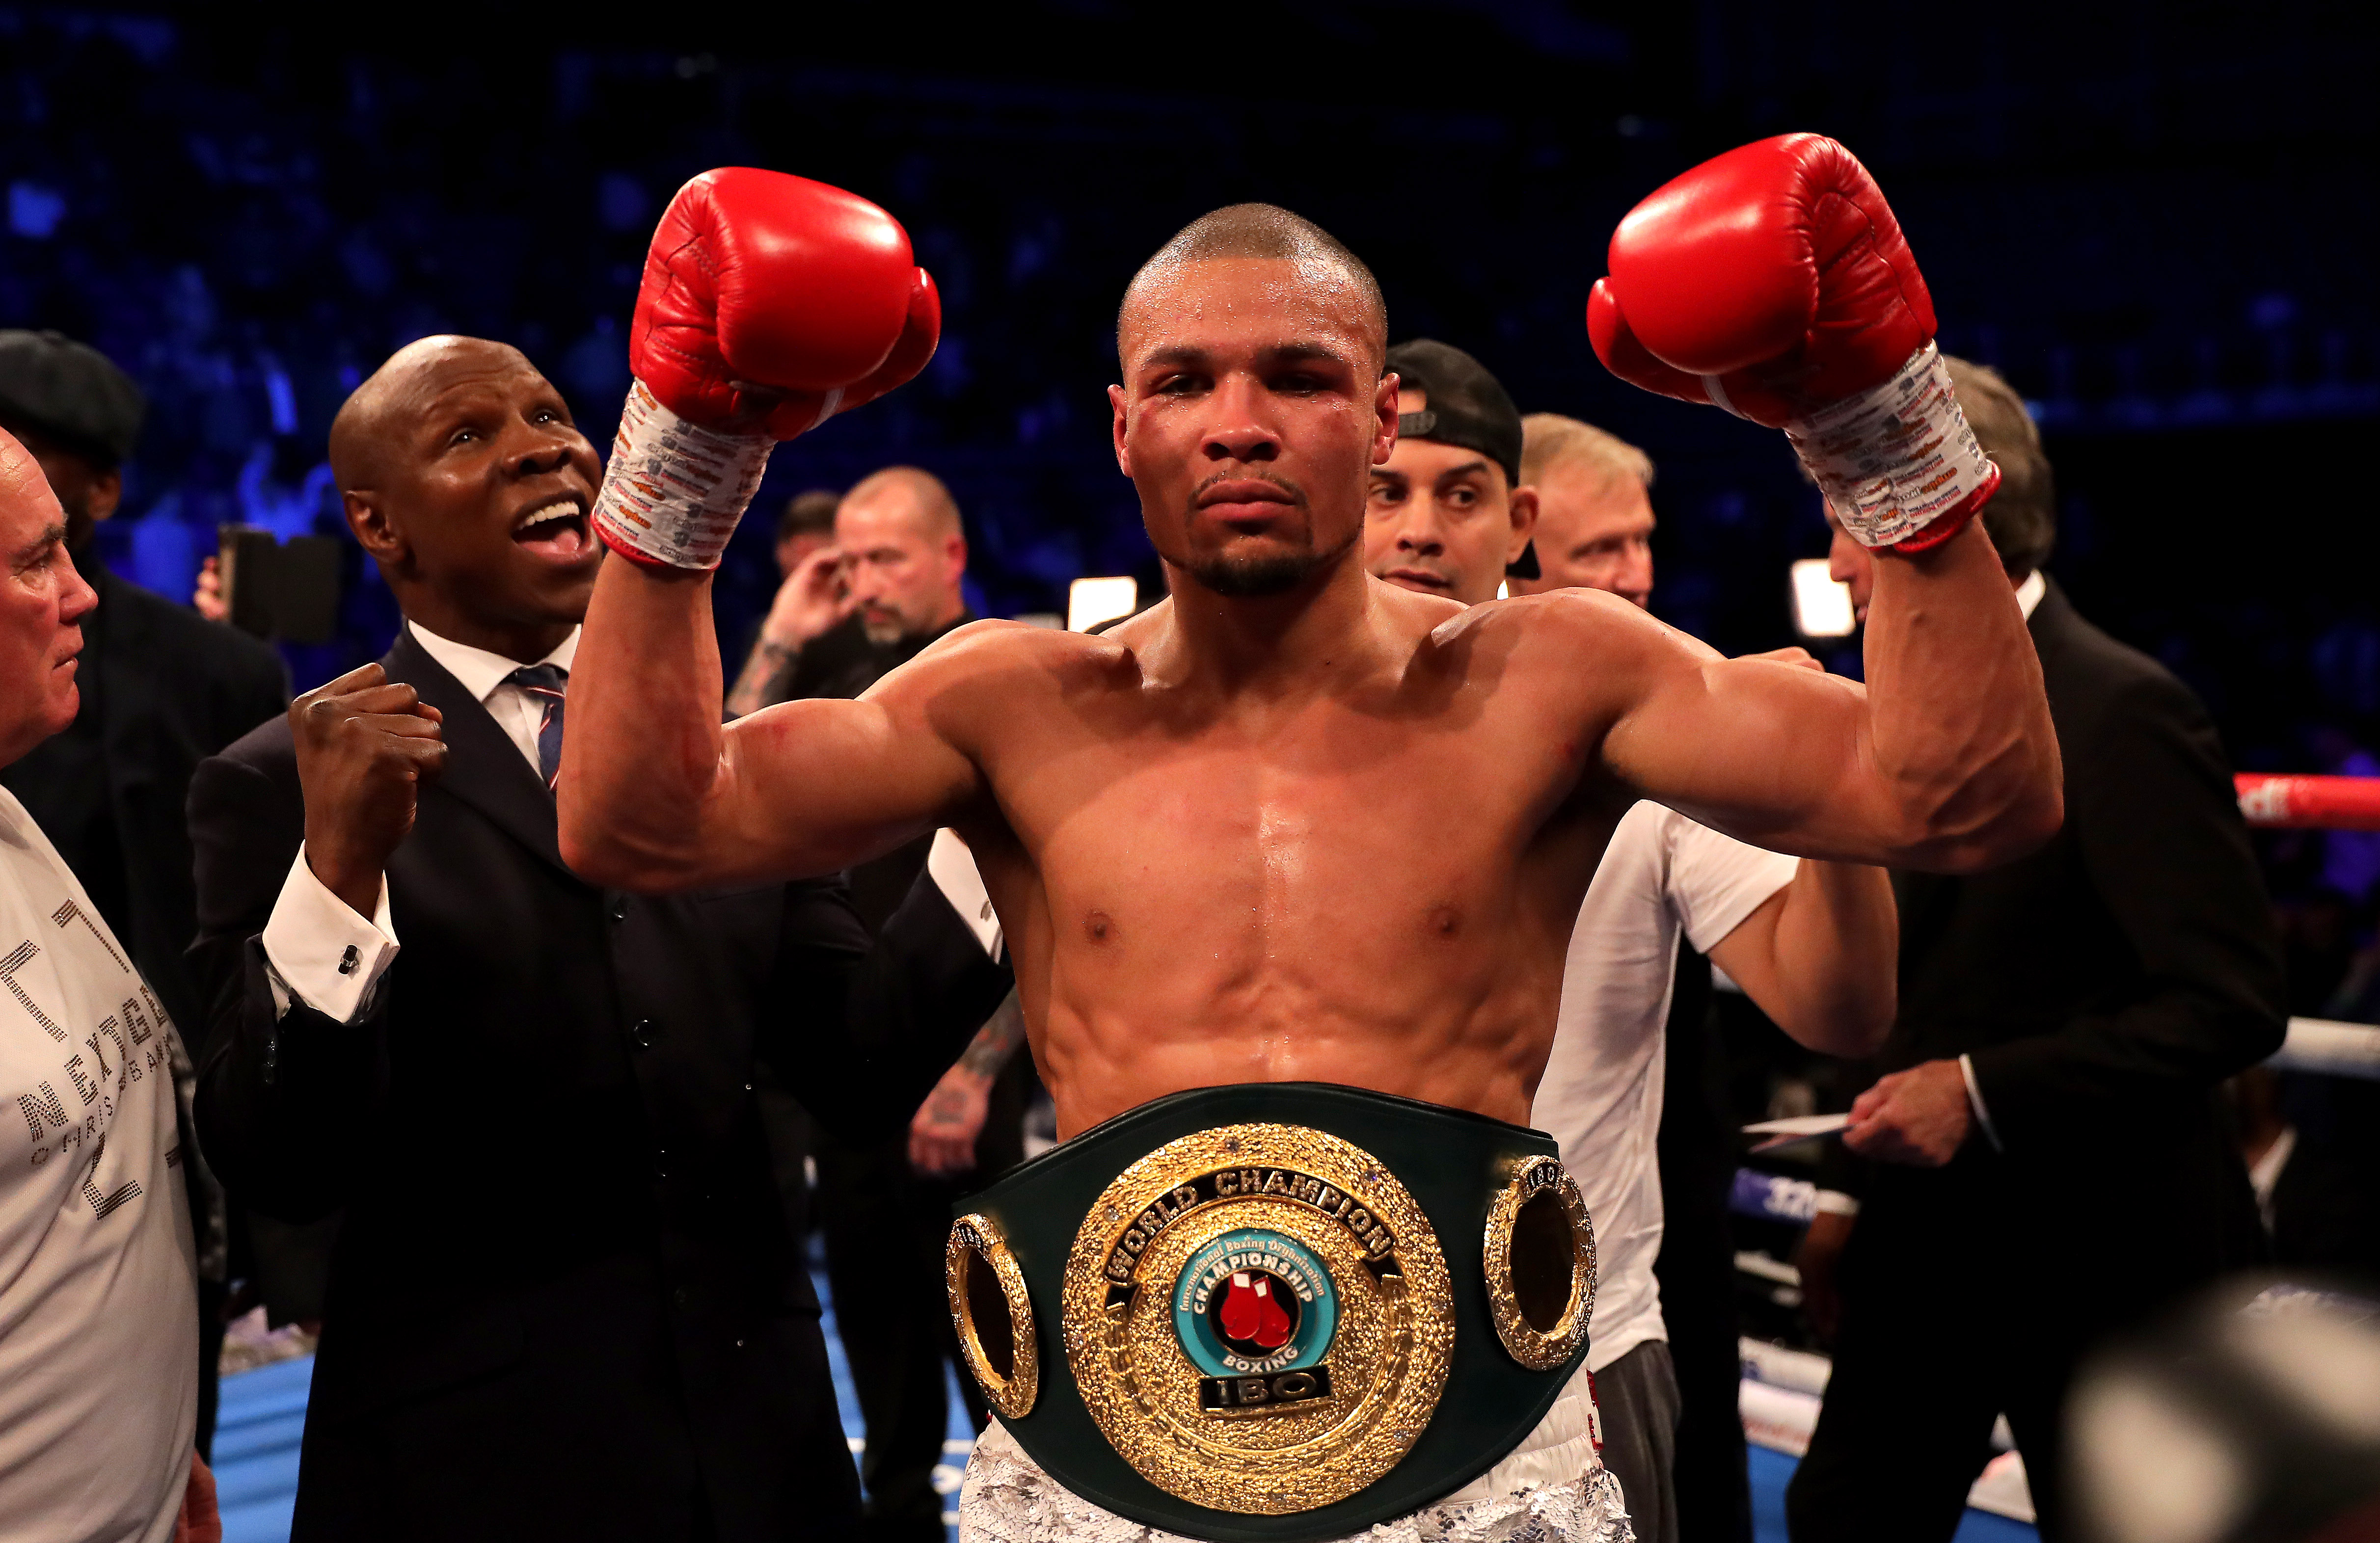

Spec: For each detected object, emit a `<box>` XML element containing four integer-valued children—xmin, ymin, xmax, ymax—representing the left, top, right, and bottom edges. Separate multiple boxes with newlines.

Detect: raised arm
<box><xmin>1586</xmin><ymin>134</ymin><xmax>2060</xmax><ymax>870</ymax></box>
<box><xmin>565</xmin><ymin>561</ymin><xmax>982</xmax><ymax>891</ymax></box>
<box><xmin>555</xmin><ymin>167</ymin><xmax>952</xmax><ymax>892</ymax></box>
<box><xmin>1599</xmin><ymin>522</ymin><xmax>2057</xmax><ymax>870</ymax></box>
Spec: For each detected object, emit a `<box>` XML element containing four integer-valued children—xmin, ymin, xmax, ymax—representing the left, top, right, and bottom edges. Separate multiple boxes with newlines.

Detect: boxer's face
<box><xmin>1363</xmin><ymin>404</ymin><xmax>1535</xmax><ymax>608</ymax></box>
<box><xmin>350</xmin><ymin>343</ymin><xmax>604</xmax><ymax>636</ymax></box>
<box><xmin>0</xmin><ymin>432</ymin><xmax>97</xmax><ymax>765</ymax></box>
<box><xmin>1112</xmin><ymin>258</ymin><xmax>1396</xmax><ymax>599</ymax></box>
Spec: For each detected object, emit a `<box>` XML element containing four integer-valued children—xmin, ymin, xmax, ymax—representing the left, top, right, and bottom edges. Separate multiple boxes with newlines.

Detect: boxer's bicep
<box><xmin>714</xmin><ymin>683</ymin><xmax>983</xmax><ymax>883</ymax></box>
<box><xmin>1601</xmin><ymin>646</ymin><xmax>1905</xmax><ymax>860</ymax></box>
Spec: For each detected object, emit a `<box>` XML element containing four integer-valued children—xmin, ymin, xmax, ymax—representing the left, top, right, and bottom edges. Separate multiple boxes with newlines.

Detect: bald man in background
<box><xmin>726</xmin><ymin>466</ymin><xmax>971</xmax><ymax>725</ymax></box>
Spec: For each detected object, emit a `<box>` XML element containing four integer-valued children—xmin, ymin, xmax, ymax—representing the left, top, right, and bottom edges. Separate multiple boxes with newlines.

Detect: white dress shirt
<box><xmin>259</xmin><ymin>621</ymin><xmax>578</xmax><ymax>1023</ymax></box>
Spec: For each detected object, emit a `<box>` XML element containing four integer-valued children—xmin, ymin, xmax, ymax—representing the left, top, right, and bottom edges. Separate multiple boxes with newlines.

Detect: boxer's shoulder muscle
<box><xmin>862</xmin><ymin>617</ymin><xmax>1135</xmax><ymax>733</ymax></box>
<box><xmin>1418</xmin><ymin>585</ymin><xmax>1706</xmax><ymax>769</ymax></box>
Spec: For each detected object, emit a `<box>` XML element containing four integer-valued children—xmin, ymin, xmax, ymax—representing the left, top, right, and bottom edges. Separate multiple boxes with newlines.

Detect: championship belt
<box><xmin>945</xmin><ymin>1083</ymin><xmax>1595</xmax><ymax>1542</ymax></box>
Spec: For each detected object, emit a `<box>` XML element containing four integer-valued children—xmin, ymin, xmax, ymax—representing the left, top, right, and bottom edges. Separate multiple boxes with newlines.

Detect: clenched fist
<box><xmin>291</xmin><ymin>664</ymin><xmax>447</xmax><ymax>917</ymax></box>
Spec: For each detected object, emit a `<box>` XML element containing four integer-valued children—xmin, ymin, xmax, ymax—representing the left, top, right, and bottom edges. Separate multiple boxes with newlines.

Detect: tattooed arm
<box><xmin>908</xmin><ymin>990</ymin><xmax>1026</xmax><ymax>1177</ymax></box>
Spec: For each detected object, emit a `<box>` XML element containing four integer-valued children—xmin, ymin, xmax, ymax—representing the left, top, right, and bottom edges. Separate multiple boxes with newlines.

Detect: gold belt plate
<box><xmin>1061</xmin><ymin>1123</ymin><xmax>1456</xmax><ymax>1516</ymax></box>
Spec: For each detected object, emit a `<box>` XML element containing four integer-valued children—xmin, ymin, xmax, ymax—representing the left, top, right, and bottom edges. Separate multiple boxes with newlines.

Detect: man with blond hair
<box><xmin>1514</xmin><ymin>414</ymin><xmax>1658</xmax><ymax>609</ymax></box>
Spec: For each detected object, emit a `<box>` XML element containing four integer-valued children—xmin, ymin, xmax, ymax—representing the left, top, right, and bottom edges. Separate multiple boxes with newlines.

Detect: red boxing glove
<box><xmin>594</xmin><ymin>168</ymin><xmax>941</xmax><ymax>571</ymax></box>
<box><xmin>1587</xmin><ymin>134</ymin><xmax>1997</xmax><ymax>553</ymax></box>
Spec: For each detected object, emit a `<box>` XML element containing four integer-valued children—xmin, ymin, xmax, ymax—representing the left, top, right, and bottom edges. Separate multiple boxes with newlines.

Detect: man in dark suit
<box><xmin>189</xmin><ymin>336</ymin><xmax>1001</xmax><ymax>1543</ymax></box>
<box><xmin>1785</xmin><ymin>359</ymin><xmax>2288</xmax><ymax>1543</ymax></box>
<box><xmin>0</xmin><ymin>328</ymin><xmax>289</xmax><ymax>1453</ymax></box>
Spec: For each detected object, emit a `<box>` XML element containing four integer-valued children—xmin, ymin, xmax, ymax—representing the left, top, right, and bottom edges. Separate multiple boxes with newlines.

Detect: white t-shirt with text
<box><xmin>1529</xmin><ymin>802</ymin><xmax>1797</xmax><ymax>1373</ymax></box>
<box><xmin>0</xmin><ymin>788</ymin><xmax>196</xmax><ymax>1543</ymax></box>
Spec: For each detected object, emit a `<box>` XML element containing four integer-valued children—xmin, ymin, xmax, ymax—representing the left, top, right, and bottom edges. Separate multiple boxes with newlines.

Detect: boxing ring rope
<box><xmin>2236</xmin><ymin>772</ymin><xmax>2380</xmax><ymax>1079</ymax></box>
<box><xmin>2236</xmin><ymin>772</ymin><xmax>2380</xmax><ymax>832</ymax></box>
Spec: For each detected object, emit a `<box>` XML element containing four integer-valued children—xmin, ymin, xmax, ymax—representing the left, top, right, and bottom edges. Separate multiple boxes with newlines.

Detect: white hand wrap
<box><xmin>590</xmin><ymin>379</ymin><xmax>776</xmax><ymax>572</ymax></box>
<box><xmin>1784</xmin><ymin>343</ymin><xmax>1998</xmax><ymax>550</ymax></box>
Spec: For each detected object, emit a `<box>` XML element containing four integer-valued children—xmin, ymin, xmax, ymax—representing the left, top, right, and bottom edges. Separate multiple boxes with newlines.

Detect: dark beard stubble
<box><xmin>1170</xmin><ymin>479</ymin><xmax>1358</xmax><ymax>599</ymax></box>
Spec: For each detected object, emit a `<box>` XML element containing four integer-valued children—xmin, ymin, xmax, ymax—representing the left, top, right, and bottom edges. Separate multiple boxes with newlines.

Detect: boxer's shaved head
<box><xmin>1109</xmin><ymin>207</ymin><xmax>1400</xmax><ymax>604</ymax></box>
<box><xmin>1118</xmin><ymin>204</ymin><xmax>1387</xmax><ymax>376</ymax></box>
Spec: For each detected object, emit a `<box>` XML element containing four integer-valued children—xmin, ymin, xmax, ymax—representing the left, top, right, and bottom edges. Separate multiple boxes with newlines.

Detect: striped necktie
<box><xmin>505</xmin><ymin>664</ymin><xmax>568</xmax><ymax>789</ymax></box>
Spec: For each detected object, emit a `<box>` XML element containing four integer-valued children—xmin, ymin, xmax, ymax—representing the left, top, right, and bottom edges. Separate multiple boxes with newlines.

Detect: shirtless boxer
<box><xmin>560</xmin><ymin>141</ymin><xmax>2058</xmax><ymax>1542</ymax></box>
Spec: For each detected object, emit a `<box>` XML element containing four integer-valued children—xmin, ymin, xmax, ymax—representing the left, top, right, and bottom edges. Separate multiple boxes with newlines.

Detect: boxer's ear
<box><xmin>1109</xmin><ymin>384</ymin><xmax>1132</xmax><ymax>477</ymax></box>
<box><xmin>1373</xmin><ymin>372</ymin><xmax>1400</xmax><ymax>467</ymax></box>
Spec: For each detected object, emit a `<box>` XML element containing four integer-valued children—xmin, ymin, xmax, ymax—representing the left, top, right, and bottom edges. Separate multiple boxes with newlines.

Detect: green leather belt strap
<box><xmin>949</xmin><ymin>1082</ymin><xmax>1593</xmax><ymax>1543</ymax></box>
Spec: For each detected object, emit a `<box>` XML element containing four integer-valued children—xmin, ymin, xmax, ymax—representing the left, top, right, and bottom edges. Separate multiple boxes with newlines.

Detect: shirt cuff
<box><xmin>1812</xmin><ymin>1189</ymin><xmax>1862</xmax><ymax>1218</ymax></box>
<box><xmin>1958</xmin><ymin>1053</ymin><xmax>2004</xmax><ymax>1153</ymax></box>
<box><xmin>926</xmin><ymin>827</ymin><xmax>1003</xmax><ymax>964</ymax></box>
<box><xmin>260</xmin><ymin>847</ymin><xmax>401</xmax><ymax>1023</ymax></box>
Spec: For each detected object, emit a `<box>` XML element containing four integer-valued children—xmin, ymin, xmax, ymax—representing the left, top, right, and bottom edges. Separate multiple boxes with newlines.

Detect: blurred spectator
<box><xmin>1787</xmin><ymin>359</ymin><xmax>2288</xmax><ymax>1543</ymax></box>
<box><xmin>0</xmin><ymin>331</ymin><xmax>287</xmax><ymax>1042</ymax></box>
<box><xmin>0</xmin><ymin>428</ymin><xmax>217</xmax><ymax>1543</ymax></box>
<box><xmin>1496</xmin><ymin>400</ymin><xmax>1896</xmax><ymax>1543</ymax></box>
<box><xmin>0</xmin><ymin>328</ymin><xmax>287</xmax><ymax>1453</ymax></box>
<box><xmin>724</xmin><ymin>467</ymin><xmax>968</xmax><ymax>726</ymax></box>
<box><xmin>724</xmin><ymin>488</ymin><xmax>844</xmax><ymax>720</ymax></box>
<box><xmin>775</xmin><ymin>486</ymin><xmax>841</xmax><ymax>579</ymax></box>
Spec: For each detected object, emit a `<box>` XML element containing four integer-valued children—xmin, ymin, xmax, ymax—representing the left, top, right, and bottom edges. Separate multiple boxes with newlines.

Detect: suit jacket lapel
<box><xmin>381</xmin><ymin>631</ymin><xmax>571</xmax><ymax>877</ymax></box>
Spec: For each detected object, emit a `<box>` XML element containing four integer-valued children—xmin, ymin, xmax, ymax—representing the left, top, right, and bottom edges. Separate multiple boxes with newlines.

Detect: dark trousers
<box><xmin>1784</xmin><ymin>1196</ymin><xmax>2084</xmax><ymax>1543</ymax></box>
<box><xmin>1595</xmin><ymin>1340</ymin><xmax>1682</xmax><ymax>1543</ymax></box>
<box><xmin>1656</xmin><ymin>951</ymin><xmax>1756</xmax><ymax>1543</ymax></box>
<box><xmin>814</xmin><ymin>1064</ymin><xmax>1027</xmax><ymax>1543</ymax></box>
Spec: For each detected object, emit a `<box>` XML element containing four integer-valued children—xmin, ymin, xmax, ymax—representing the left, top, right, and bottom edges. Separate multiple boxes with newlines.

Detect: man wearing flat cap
<box><xmin>0</xmin><ymin>328</ymin><xmax>290</xmax><ymax>1450</ymax></box>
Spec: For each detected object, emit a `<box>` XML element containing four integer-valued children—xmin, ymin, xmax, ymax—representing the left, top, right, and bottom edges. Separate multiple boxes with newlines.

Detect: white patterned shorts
<box><xmin>956</xmin><ymin>1362</ymin><xmax>1636</xmax><ymax>1543</ymax></box>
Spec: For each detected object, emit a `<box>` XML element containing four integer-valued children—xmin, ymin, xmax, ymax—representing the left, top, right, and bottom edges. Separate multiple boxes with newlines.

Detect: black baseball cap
<box><xmin>0</xmin><ymin>330</ymin><xmax>146</xmax><ymax>468</ymax></box>
<box><xmin>1385</xmin><ymin>338</ymin><xmax>1522</xmax><ymax>489</ymax></box>
<box><xmin>1384</xmin><ymin>338</ymin><xmax>1538</xmax><ymax>579</ymax></box>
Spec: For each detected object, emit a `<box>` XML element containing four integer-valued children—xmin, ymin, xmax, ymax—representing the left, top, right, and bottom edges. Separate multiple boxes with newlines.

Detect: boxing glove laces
<box><xmin>1588</xmin><ymin>134</ymin><xmax>1997</xmax><ymax>553</ymax></box>
<box><xmin>591</xmin><ymin>167</ymin><xmax>941</xmax><ymax>571</ymax></box>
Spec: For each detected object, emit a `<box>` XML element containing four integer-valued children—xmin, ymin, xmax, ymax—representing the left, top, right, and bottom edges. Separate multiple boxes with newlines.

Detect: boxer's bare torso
<box><xmin>564</xmin><ymin>235</ymin><xmax>2058</xmax><ymax>1143</ymax></box>
<box><xmin>918</xmin><ymin>589</ymin><xmax>1629</xmax><ymax>1135</ymax></box>
<box><xmin>725</xmin><ymin>562</ymin><xmax>1874</xmax><ymax>1137</ymax></box>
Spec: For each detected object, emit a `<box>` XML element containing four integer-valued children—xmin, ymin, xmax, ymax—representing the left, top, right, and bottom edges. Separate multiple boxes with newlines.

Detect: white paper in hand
<box><xmin>1743</xmin><ymin>1113</ymin><xmax>1853</xmax><ymax>1154</ymax></box>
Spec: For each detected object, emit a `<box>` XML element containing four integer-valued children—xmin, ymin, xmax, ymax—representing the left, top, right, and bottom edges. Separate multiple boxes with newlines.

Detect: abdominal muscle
<box><xmin>1017</xmin><ymin>940</ymin><xmax>1563</xmax><ymax>1141</ymax></box>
